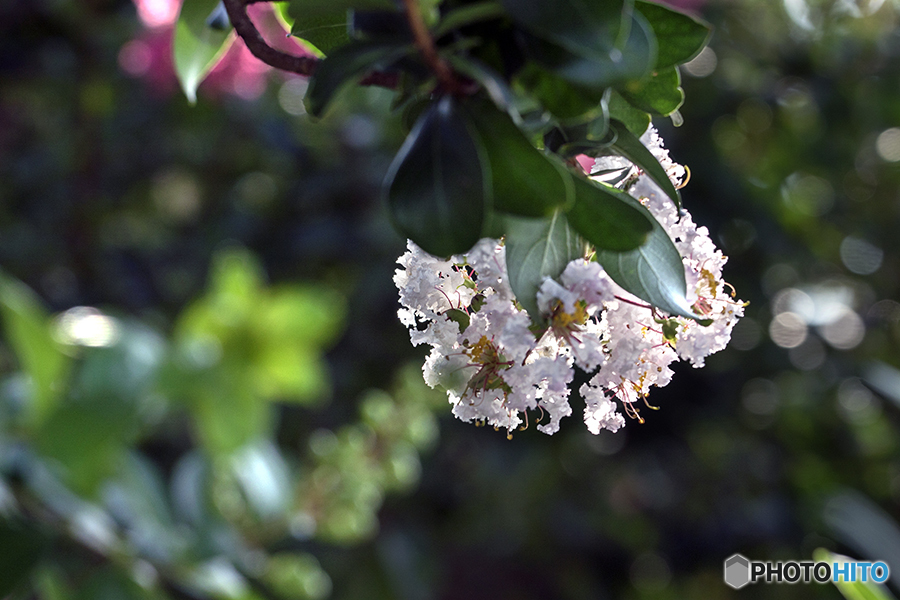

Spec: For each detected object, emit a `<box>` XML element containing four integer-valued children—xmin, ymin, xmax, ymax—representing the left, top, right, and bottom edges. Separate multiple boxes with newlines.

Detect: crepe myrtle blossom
<box><xmin>394</xmin><ymin>127</ymin><xmax>745</xmax><ymax>437</ymax></box>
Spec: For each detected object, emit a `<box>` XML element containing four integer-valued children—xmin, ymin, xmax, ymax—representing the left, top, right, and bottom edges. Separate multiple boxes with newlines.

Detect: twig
<box><xmin>223</xmin><ymin>0</ymin><xmax>318</xmax><ymax>76</ymax></box>
<box><xmin>614</xmin><ymin>295</ymin><xmax>653</xmax><ymax>310</ymax></box>
<box><xmin>221</xmin><ymin>0</ymin><xmax>399</xmax><ymax>87</ymax></box>
<box><xmin>400</xmin><ymin>0</ymin><xmax>460</xmax><ymax>93</ymax></box>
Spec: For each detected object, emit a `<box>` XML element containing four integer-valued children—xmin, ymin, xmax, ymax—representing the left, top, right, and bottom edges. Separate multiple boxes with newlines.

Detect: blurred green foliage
<box><xmin>3</xmin><ymin>0</ymin><xmax>900</xmax><ymax>598</ymax></box>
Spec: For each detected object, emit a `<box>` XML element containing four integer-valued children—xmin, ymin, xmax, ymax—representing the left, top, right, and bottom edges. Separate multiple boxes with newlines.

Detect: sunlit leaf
<box><xmin>595</xmin><ymin>194</ymin><xmax>702</xmax><ymax>320</ymax></box>
<box><xmin>607</xmin><ymin>89</ymin><xmax>650</xmax><ymax>136</ymax></box>
<box><xmin>566</xmin><ymin>177</ymin><xmax>652</xmax><ymax>251</ymax></box>
<box><xmin>464</xmin><ymin>99</ymin><xmax>574</xmax><ymax>217</ymax></box>
<box><xmin>384</xmin><ymin>96</ymin><xmax>490</xmax><ymax>257</ymax></box>
<box><xmin>636</xmin><ymin>0</ymin><xmax>711</xmax><ymax>70</ymax></box>
<box><xmin>0</xmin><ymin>273</ymin><xmax>69</xmax><ymax>427</ymax></box>
<box><xmin>619</xmin><ymin>66</ymin><xmax>684</xmax><ymax>116</ymax></box>
<box><xmin>288</xmin><ymin>0</ymin><xmax>395</xmax><ymax>54</ymax></box>
<box><xmin>173</xmin><ymin>0</ymin><xmax>234</xmax><ymax>104</ymax></box>
<box><xmin>504</xmin><ymin>209</ymin><xmax>585</xmax><ymax>322</ymax></box>
<box><xmin>191</xmin><ymin>371</ymin><xmax>271</xmax><ymax>457</ymax></box>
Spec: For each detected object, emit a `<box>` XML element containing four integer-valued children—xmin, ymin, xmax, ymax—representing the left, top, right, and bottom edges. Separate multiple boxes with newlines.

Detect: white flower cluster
<box><xmin>394</xmin><ymin>128</ymin><xmax>744</xmax><ymax>437</ymax></box>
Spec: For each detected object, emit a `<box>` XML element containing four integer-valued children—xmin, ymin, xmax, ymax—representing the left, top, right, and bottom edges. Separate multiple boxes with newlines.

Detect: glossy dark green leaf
<box><xmin>596</xmin><ymin>195</ymin><xmax>702</xmax><ymax>320</ymax></box>
<box><xmin>607</xmin><ymin>119</ymin><xmax>681</xmax><ymax>208</ymax></box>
<box><xmin>433</xmin><ymin>1</ymin><xmax>506</xmax><ymax>38</ymax></box>
<box><xmin>515</xmin><ymin>63</ymin><xmax>606</xmax><ymax>123</ymax></box>
<box><xmin>291</xmin><ymin>10</ymin><xmax>349</xmax><ymax>54</ymax></box>
<box><xmin>504</xmin><ymin>210</ymin><xmax>585</xmax><ymax>322</ymax></box>
<box><xmin>636</xmin><ymin>0</ymin><xmax>711</xmax><ymax>69</ymax></box>
<box><xmin>173</xmin><ymin>0</ymin><xmax>233</xmax><ymax>103</ymax></box>
<box><xmin>384</xmin><ymin>96</ymin><xmax>490</xmax><ymax>257</ymax></box>
<box><xmin>288</xmin><ymin>0</ymin><xmax>395</xmax><ymax>54</ymax></box>
<box><xmin>566</xmin><ymin>177</ymin><xmax>652</xmax><ymax>251</ymax></box>
<box><xmin>619</xmin><ymin>66</ymin><xmax>684</xmax><ymax>116</ymax></box>
<box><xmin>464</xmin><ymin>99</ymin><xmax>573</xmax><ymax>217</ymax></box>
<box><xmin>518</xmin><ymin>12</ymin><xmax>657</xmax><ymax>90</ymax></box>
<box><xmin>501</xmin><ymin>0</ymin><xmax>628</xmax><ymax>63</ymax></box>
<box><xmin>305</xmin><ymin>40</ymin><xmax>411</xmax><ymax>116</ymax></box>
<box><xmin>0</xmin><ymin>273</ymin><xmax>69</xmax><ymax>427</ymax></box>
<box><xmin>607</xmin><ymin>89</ymin><xmax>650</xmax><ymax>136</ymax></box>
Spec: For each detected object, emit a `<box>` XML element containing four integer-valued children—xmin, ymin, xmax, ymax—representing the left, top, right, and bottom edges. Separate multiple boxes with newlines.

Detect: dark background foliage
<box><xmin>1</xmin><ymin>0</ymin><xmax>900</xmax><ymax>598</ymax></box>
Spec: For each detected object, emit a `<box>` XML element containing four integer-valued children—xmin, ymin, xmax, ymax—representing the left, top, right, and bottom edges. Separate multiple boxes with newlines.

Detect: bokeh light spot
<box><xmin>819</xmin><ymin>309</ymin><xmax>865</xmax><ymax>349</ymax></box>
<box><xmin>875</xmin><ymin>127</ymin><xmax>900</xmax><ymax>162</ymax></box>
<box><xmin>118</xmin><ymin>40</ymin><xmax>153</xmax><ymax>76</ymax></box>
<box><xmin>134</xmin><ymin>0</ymin><xmax>179</xmax><ymax>28</ymax></box>
<box><xmin>840</xmin><ymin>236</ymin><xmax>883</xmax><ymax>275</ymax></box>
<box><xmin>53</xmin><ymin>307</ymin><xmax>121</xmax><ymax>347</ymax></box>
<box><xmin>781</xmin><ymin>172</ymin><xmax>834</xmax><ymax>216</ymax></box>
<box><xmin>278</xmin><ymin>78</ymin><xmax>308</xmax><ymax>115</ymax></box>
<box><xmin>683</xmin><ymin>46</ymin><xmax>717</xmax><ymax>77</ymax></box>
<box><xmin>769</xmin><ymin>312</ymin><xmax>808</xmax><ymax>348</ymax></box>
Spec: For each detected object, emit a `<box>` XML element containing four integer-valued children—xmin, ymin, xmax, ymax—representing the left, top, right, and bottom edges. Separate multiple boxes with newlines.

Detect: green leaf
<box><xmin>0</xmin><ymin>273</ymin><xmax>69</xmax><ymax>427</ymax></box>
<box><xmin>619</xmin><ymin>66</ymin><xmax>684</xmax><ymax>116</ymax></box>
<box><xmin>607</xmin><ymin>119</ymin><xmax>681</xmax><ymax>208</ymax></box>
<box><xmin>504</xmin><ymin>210</ymin><xmax>586</xmax><ymax>322</ymax></box>
<box><xmin>305</xmin><ymin>40</ymin><xmax>411</xmax><ymax>117</ymax></box>
<box><xmin>273</xmin><ymin>2</ymin><xmax>294</xmax><ymax>31</ymax></box>
<box><xmin>173</xmin><ymin>0</ymin><xmax>234</xmax><ymax>104</ymax></box>
<box><xmin>36</xmin><ymin>401</ymin><xmax>133</xmax><ymax>495</ymax></box>
<box><xmin>566</xmin><ymin>177</ymin><xmax>652</xmax><ymax>251</ymax></box>
<box><xmin>290</xmin><ymin>9</ymin><xmax>348</xmax><ymax>55</ymax></box>
<box><xmin>516</xmin><ymin>11</ymin><xmax>657</xmax><ymax>90</ymax></box>
<box><xmin>287</xmin><ymin>0</ymin><xmax>396</xmax><ymax>54</ymax></box>
<box><xmin>191</xmin><ymin>370</ymin><xmax>272</xmax><ymax>456</ymax></box>
<box><xmin>464</xmin><ymin>99</ymin><xmax>574</xmax><ymax>217</ymax></box>
<box><xmin>595</xmin><ymin>195</ymin><xmax>701</xmax><ymax>320</ymax></box>
<box><xmin>636</xmin><ymin>0</ymin><xmax>711</xmax><ymax>70</ymax></box>
<box><xmin>514</xmin><ymin>63</ymin><xmax>607</xmax><ymax>123</ymax></box>
<box><xmin>607</xmin><ymin>89</ymin><xmax>650</xmax><ymax>136</ymax></box>
<box><xmin>384</xmin><ymin>96</ymin><xmax>490</xmax><ymax>257</ymax></box>
<box><xmin>501</xmin><ymin>0</ymin><xmax>629</xmax><ymax>65</ymax></box>
<box><xmin>433</xmin><ymin>1</ymin><xmax>506</xmax><ymax>38</ymax></box>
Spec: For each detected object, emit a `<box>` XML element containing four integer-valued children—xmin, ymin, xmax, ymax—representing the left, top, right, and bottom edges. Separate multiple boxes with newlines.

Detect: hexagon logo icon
<box><xmin>724</xmin><ymin>554</ymin><xmax>751</xmax><ymax>589</ymax></box>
